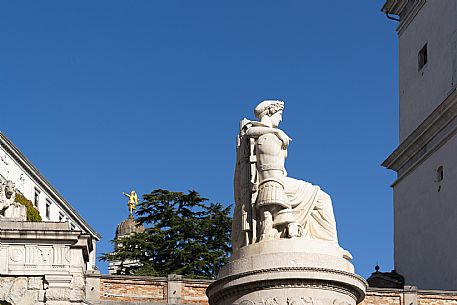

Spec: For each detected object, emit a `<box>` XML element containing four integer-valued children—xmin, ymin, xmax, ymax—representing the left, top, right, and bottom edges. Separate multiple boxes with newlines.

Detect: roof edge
<box><xmin>0</xmin><ymin>132</ymin><xmax>101</xmax><ymax>240</ymax></box>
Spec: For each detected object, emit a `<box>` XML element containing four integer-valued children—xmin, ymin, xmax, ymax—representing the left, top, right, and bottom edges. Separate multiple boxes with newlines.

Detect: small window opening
<box><xmin>34</xmin><ymin>189</ymin><xmax>40</xmax><ymax>207</ymax></box>
<box><xmin>418</xmin><ymin>43</ymin><xmax>428</xmax><ymax>70</ymax></box>
<box><xmin>45</xmin><ymin>200</ymin><xmax>51</xmax><ymax>219</ymax></box>
<box><xmin>436</xmin><ymin>166</ymin><xmax>444</xmax><ymax>182</ymax></box>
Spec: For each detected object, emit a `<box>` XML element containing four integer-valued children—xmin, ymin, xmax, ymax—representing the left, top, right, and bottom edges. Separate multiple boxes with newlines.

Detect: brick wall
<box><xmin>361</xmin><ymin>288</ymin><xmax>403</xmax><ymax>305</ymax></box>
<box><xmin>182</xmin><ymin>282</ymin><xmax>210</xmax><ymax>304</ymax></box>
<box><xmin>86</xmin><ymin>274</ymin><xmax>212</xmax><ymax>305</ymax></box>
<box><xmin>100</xmin><ymin>277</ymin><xmax>167</xmax><ymax>303</ymax></box>
<box><xmin>85</xmin><ymin>275</ymin><xmax>457</xmax><ymax>305</ymax></box>
<box><xmin>361</xmin><ymin>287</ymin><xmax>457</xmax><ymax>305</ymax></box>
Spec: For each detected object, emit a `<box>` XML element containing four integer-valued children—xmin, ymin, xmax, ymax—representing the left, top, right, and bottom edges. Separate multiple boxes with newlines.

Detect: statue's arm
<box><xmin>245</xmin><ymin>126</ymin><xmax>277</xmax><ymax>138</ymax></box>
<box><xmin>246</xmin><ymin>126</ymin><xmax>291</xmax><ymax>148</ymax></box>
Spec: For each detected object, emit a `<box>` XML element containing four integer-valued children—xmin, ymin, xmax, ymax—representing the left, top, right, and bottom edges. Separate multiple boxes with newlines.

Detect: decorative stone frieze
<box><xmin>0</xmin><ymin>221</ymin><xmax>91</xmax><ymax>305</ymax></box>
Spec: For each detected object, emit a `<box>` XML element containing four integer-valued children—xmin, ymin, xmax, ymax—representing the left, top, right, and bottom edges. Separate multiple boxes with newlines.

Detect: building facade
<box><xmin>0</xmin><ymin>132</ymin><xmax>100</xmax><ymax>271</ymax></box>
<box><xmin>382</xmin><ymin>0</ymin><xmax>457</xmax><ymax>290</ymax></box>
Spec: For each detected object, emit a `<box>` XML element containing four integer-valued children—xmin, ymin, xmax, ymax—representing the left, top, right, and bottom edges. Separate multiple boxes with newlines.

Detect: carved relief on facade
<box><xmin>9</xmin><ymin>248</ymin><xmax>24</xmax><ymax>263</ymax></box>
<box><xmin>236</xmin><ymin>297</ymin><xmax>353</xmax><ymax>305</ymax></box>
<box><xmin>65</xmin><ymin>248</ymin><xmax>71</xmax><ymax>263</ymax></box>
<box><xmin>38</xmin><ymin>247</ymin><xmax>52</xmax><ymax>264</ymax></box>
<box><xmin>25</xmin><ymin>246</ymin><xmax>38</xmax><ymax>265</ymax></box>
<box><xmin>333</xmin><ymin>299</ymin><xmax>350</xmax><ymax>305</ymax></box>
<box><xmin>264</xmin><ymin>298</ymin><xmax>280</xmax><ymax>305</ymax></box>
<box><xmin>52</xmin><ymin>246</ymin><xmax>68</xmax><ymax>265</ymax></box>
<box><xmin>288</xmin><ymin>297</ymin><xmax>313</xmax><ymax>305</ymax></box>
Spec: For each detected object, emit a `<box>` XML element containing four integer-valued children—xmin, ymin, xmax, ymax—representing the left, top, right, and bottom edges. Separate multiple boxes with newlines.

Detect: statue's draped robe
<box><xmin>284</xmin><ymin>177</ymin><xmax>338</xmax><ymax>242</ymax></box>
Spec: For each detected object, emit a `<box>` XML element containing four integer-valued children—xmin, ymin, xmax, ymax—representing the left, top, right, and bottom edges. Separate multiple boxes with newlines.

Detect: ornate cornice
<box><xmin>382</xmin><ymin>88</ymin><xmax>457</xmax><ymax>186</ymax></box>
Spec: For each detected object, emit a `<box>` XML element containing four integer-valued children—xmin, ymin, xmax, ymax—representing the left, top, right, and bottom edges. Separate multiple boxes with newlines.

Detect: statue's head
<box><xmin>4</xmin><ymin>180</ymin><xmax>15</xmax><ymax>199</ymax></box>
<box><xmin>254</xmin><ymin>100</ymin><xmax>284</xmax><ymax>128</ymax></box>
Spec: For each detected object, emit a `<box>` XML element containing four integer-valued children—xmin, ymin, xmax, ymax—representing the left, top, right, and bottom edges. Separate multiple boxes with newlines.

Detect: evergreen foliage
<box><xmin>100</xmin><ymin>189</ymin><xmax>232</xmax><ymax>278</ymax></box>
<box><xmin>14</xmin><ymin>193</ymin><xmax>42</xmax><ymax>222</ymax></box>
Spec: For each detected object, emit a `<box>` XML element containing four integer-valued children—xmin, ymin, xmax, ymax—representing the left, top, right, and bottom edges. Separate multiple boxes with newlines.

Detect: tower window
<box><xmin>418</xmin><ymin>43</ymin><xmax>428</xmax><ymax>70</ymax></box>
<box><xmin>436</xmin><ymin>166</ymin><xmax>444</xmax><ymax>182</ymax></box>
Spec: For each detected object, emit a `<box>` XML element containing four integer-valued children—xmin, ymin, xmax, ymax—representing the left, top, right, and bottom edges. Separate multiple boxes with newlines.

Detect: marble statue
<box><xmin>0</xmin><ymin>177</ymin><xmax>26</xmax><ymax>220</ymax></box>
<box><xmin>207</xmin><ymin>100</ymin><xmax>366</xmax><ymax>305</ymax></box>
<box><xmin>233</xmin><ymin>100</ymin><xmax>346</xmax><ymax>257</ymax></box>
<box><xmin>122</xmin><ymin>190</ymin><xmax>138</xmax><ymax>215</ymax></box>
<box><xmin>0</xmin><ymin>177</ymin><xmax>16</xmax><ymax>213</ymax></box>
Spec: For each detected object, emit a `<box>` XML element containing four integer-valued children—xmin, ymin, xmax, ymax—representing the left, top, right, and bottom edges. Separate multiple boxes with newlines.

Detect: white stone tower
<box><xmin>382</xmin><ymin>0</ymin><xmax>457</xmax><ymax>290</ymax></box>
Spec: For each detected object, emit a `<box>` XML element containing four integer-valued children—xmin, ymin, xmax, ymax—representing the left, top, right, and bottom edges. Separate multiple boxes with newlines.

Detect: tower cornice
<box><xmin>382</xmin><ymin>0</ymin><xmax>426</xmax><ymax>35</ymax></box>
<box><xmin>382</xmin><ymin>88</ymin><xmax>457</xmax><ymax>186</ymax></box>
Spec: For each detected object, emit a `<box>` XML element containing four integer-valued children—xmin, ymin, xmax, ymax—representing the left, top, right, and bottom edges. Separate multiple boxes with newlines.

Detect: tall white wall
<box><xmin>398</xmin><ymin>0</ymin><xmax>457</xmax><ymax>141</ymax></box>
<box><xmin>390</xmin><ymin>0</ymin><xmax>457</xmax><ymax>290</ymax></box>
<box><xmin>394</xmin><ymin>134</ymin><xmax>457</xmax><ymax>290</ymax></box>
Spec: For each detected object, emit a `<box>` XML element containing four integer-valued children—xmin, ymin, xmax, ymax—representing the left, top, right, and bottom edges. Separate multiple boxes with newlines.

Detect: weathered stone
<box><xmin>14</xmin><ymin>290</ymin><xmax>38</xmax><ymax>305</ymax></box>
<box><xmin>7</xmin><ymin>277</ymin><xmax>28</xmax><ymax>305</ymax></box>
<box><xmin>37</xmin><ymin>289</ymin><xmax>45</xmax><ymax>301</ymax></box>
<box><xmin>45</xmin><ymin>288</ymin><xmax>70</xmax><ymax>301</ymax></box>
<box><xmin>46</xmin><ymin>301</ymin><xmax>71</xmax><ymax>305</ymax></box>
<box><xmin>71</xmin><ymin>275</ymin><xmax>85</xmax><ymax>290</ymax></box>
<box><xmin>70</xmin><ymin>288</ymin><xmax>85</xmax><ymax>302</ymax></box>
<box><xmin>0</xmin><ymin>277</ymin><xmax>14</xmax><ymax>300</ymax></box>
<box><xmin>28</xmin><ymin>277</ymin><xmax>43</xmax><ymax>290</ymax></box>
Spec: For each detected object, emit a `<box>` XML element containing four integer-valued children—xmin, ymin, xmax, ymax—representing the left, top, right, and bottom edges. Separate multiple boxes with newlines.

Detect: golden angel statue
<box><xmin>122</xmin><ymin>190</ymin><xmax>138</xmax><ymax>215</ymax></box>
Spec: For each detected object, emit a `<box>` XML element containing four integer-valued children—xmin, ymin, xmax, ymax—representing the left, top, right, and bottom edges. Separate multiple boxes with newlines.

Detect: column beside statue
<box><xmin>207</xmin><ymin>100</ymin><xmax>366</xmax><ymax>305</ymax></box>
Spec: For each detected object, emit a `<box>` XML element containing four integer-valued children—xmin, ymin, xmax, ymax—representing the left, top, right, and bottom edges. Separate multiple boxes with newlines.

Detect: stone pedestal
<box><xmin>207</xmin><ymin>239</ymin><xmax>367</xmax><ymax>305</ymax></box>
<box><xmin>2</xmin><ymin>204</ymin><xmax>26</xmax><ymax>221</ymax></box>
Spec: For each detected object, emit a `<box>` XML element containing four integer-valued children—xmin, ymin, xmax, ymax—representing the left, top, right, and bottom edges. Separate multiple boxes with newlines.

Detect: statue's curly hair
<box><xmin>254</xmin><ymin>100</ymin><xmax>284</xmax><ymax>119</ymax></box>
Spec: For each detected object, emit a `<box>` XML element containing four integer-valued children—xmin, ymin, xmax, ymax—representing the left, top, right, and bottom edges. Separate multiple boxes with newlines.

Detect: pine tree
<box><xmin>100</xmin><ymin>189</ymin><xmax>232</xmax><ymax>278</ymax></box>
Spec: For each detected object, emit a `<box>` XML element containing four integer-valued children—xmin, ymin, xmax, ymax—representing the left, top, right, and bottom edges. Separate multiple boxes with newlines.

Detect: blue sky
<box><xmin>0</xmin><ymin>1</ymin><xmax>398</xmax><ymax>277</ymax></box>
